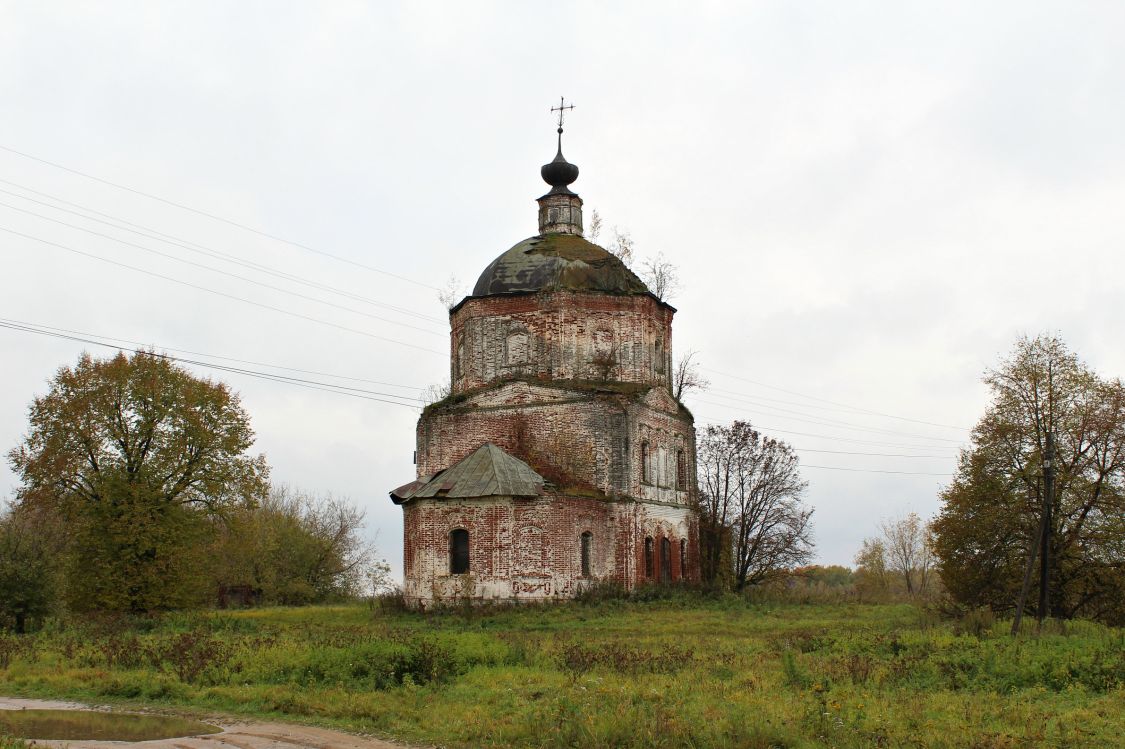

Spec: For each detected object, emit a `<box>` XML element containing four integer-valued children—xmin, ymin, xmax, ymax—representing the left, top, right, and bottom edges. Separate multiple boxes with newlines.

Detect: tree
<box><xmin>0</xmin><ymin>503</ymin><xmax>59</xmax><ymax>632</ymax></box>
<box><xmin>7</xmin><ymin>351</ymin><xmax>269</xmax><ymax>612</ymax></box>
<box><xmin>931</xmin><ymin>335</ymin><xmax>1125</xmax><ymax>624</ymax></box>
<box><xmin>437</xmin><ymin>274</ymin><xmax>466</xmax><ymax>311</ymax></box>
<box><xmin>853</xmin><ymin>537</ymin><xmax>890</xmax><ymax>599</ymax></box>
<box><xmin>696</xmin><ymin>421</ymin><xmax>814</xmax><ymax>589</ymax></box>
<box><xmin>877</xmin><ymin>513</ymin><xmax>934</xmax><ymax>597</ymax></box>
<box><xmin>638</xmin><ymin>252</ymin><xmax>680</xmax><ymax>302</ymax></box>
<box><xmin>212</xmin><ymin>485</ymin><xmax>370</xmax><ymax>605</ymax></box>
<box><xmin>673</xmin><ymin>349</ymin><xmax>710</xmax><ymax>401</ymax></box>
<box><xmin>586</xmin><ymin>211</ymin><xmax>679</xmax><ymax>301</ymax></box>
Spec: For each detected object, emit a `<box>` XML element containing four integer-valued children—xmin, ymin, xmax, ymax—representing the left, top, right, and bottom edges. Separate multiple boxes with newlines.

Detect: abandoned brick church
<box><xmin>390</xmin><ymin>121</ymin><xmax>699</xmax><ymax>606</ymax></box>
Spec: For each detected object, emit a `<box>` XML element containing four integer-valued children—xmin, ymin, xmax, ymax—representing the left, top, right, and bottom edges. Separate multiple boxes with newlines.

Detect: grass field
<box><xmin>1</xmin><ymin>594</ymin><xmax>1122</xmax><ymax>748</ymax></box>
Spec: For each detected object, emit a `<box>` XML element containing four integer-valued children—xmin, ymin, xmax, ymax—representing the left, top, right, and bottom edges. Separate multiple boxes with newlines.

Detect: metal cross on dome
<box><xmin>551</xmin><ymin>96</ymin><xmax>575</xmax><ymax>130</ymax></box>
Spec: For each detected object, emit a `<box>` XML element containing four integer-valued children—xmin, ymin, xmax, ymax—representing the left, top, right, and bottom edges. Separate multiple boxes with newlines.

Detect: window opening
<box><xmin>641</xmin><ymin>441</ymin><xmax>650</xmax><ymax>484</ymax></box>
<box><xmin>581</xmin><ymin>531</ymin><xmax>593</xmax><ymax>577</ymax></box>
<box><xmin>449</xmin><ymin>529</ymin><xmax>470</xmax><ymax>574</ymax></box>
<box><xmin>680</xmin><ymin>539</ymin><xmax>688</xmax><ymax>579</ymax></box>
<box><xmin>676</xmin><ymin>450</ymin><xmax>687</xmax><ymax>490</ymax></box>
<box><xmin>644</xmin><ymin>537</ymin><xmax>654</xmax><ymax>578</ymax></box>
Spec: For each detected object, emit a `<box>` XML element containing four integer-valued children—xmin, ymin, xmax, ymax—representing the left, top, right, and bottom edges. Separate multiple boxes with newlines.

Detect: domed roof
<box><xmin>471</xmin><ymin>233</ymin><xmax>652</xmax><ymax>297</ymax></box>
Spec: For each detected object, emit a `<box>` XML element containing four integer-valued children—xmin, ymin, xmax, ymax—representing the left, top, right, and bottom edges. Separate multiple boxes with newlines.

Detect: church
<box><xmin>390</xmin><ymin>113</ymin><xmax>699</xmax><ymax>606</ymax></box>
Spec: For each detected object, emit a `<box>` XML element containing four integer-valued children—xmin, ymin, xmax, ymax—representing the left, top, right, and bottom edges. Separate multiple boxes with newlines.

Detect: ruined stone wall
<box><xmin>417</xmin><ymin>382</ymin><xmax>695</xmax><ymax>509</ymax></box>
<box><xmin>401</xmin><ymin>492</ymin><xmax>700</xmax><ymax>606</ymax></box>
<box><xmin>402</xmin><ymin>492</ymin><xmax>621</xmax><ymax>605</ymax></box>
<box><xmin>450</xmin><ymin>291</ymin><xmax>674</xmax><ymax>394</ymax></box>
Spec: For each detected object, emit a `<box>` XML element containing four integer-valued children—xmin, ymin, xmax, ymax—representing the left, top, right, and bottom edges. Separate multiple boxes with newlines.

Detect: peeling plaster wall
<box><xmin>400</xmin><ymin>265</ymin><xmax>700</xmax><ymax>605</ymax></box>
<box><xmin>401</xmin><ymin>492</ymin><xmax>699</xmax><ymax>606</ymax></box>
<box><xmin>450</xmin><ymin>292</ymin><xmax>674</xmax><ymax>393</ymax></box>
<box><xmin>416</xmin><ymin>382</ymin><xmax>696</xmax><ymax>505</ymax></box>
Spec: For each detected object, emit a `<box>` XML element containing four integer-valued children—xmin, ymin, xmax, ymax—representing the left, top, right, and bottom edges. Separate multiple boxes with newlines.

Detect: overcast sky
<box><xmin>2</xmin><ymin>1</ymin><xmax>1123</xmax><ymax>578</ymax></box>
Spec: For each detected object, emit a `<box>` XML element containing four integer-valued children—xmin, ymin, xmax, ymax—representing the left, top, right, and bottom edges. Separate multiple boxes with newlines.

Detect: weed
<box><xmin>146</xmin><ymin>630</ymin><xmax>231</xmax><ymax>684</ymax></box>
<box><xmin>559</xmin><ymin>642</ymin><xmax>693</xmax><ymax>675</ymax></box>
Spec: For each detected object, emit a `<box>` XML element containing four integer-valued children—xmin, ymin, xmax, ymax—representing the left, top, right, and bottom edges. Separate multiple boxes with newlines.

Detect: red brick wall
<box><xmin>449</xmin><ymin>291</ymin><xmax>675</xmax><ymax>394</ymax></box>
<box><xmin>400</xmin><ymin>491</ymin><xmax>699</xmax><ymax>605</ymax></box>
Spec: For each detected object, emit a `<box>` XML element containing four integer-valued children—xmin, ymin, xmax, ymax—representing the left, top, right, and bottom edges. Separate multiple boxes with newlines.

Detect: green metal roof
<box><xmin>471</xmin><ymin>234</ymin><xmax>652</xmax><ymax>297</ymax></box>
<box><xmin>389</xmin><ymin>443</ymin><xmax>545</xmax><ymax>504</ymax></box>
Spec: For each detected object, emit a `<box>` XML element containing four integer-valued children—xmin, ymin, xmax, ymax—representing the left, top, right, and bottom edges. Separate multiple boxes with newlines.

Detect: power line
<box><xmin>0</xmin><ymin>179</ymin><xmax>446</xmax><ymax>324</ymax></box>
<box><xmin>0</xmin><ymin>317</ymin><xmax>422</xmax><ymax>392</ymax></box>
<box><xmin>693</xmin><ymin>390</ymin><xmax>966</xmax><ymax>443</ymax></box>
<box><xmin>800</xmin><ymin>464</ymin><xmax>952</xmax><ymax>477</ymax></box>
<box><xmin>0</xmin><ymin>143</ymin><xmax>442</xmax><ymax>291</ymax></box>
<box><xmin>790</xmin><ymin>448</ymin><xmax>953</xmax><ymax>458</ymax></box>
<box><xmin>2</xmin><ymin>317</ymin><xmax>957</xmax><ymax>473</ymax></box>
<box><xmin>0</xmin><ymin>199</ymin><xmax>445</xmax><ymax>337</ymax></box>
<box><xmin>0</xmin><ymin>320</ymin><xmax>423</xmax><ymax>409</ymax></box>
<box><xmin>0</xmin><ymin>225</ymin><xmax>445</xmax><ymax>356</ymax></box>
<box><xmin>704</xmin><ymin>366</ymin><xmax>970</xmax><ymax>431</ymax></box>
<box><xmin>690</xmin><ymin>396</ymin><xmax>964</xmax><ymax>445</ymax></box>
<box><xmin>694</xmin><ymin>413</ymin><xmax>962</xmax><ymax>451</ymax></box>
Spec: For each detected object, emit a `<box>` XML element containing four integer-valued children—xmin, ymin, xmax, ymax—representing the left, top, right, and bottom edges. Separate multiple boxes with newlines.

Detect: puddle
<box><xmin>0</xmin><ymin>708</ymin><xmax>221</xmax><ymax>741</ymax></box>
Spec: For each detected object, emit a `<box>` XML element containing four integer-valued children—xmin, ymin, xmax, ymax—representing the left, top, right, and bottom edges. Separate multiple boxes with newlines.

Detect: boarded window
<box><xmin>661</xmin><ymin>538</ymin><xmax>672</xmax><ymax>583</ymax></box>
<box><xmin>449</xmin><ymin>529</ymin><xmax>469</xmax><ymax>574</ymax></box>
<box><xmin>594</xmin><ymin>328</ymin><xmax>614</xmax><ymax>358</ymax></box>
<box><xmin>644</xmin><ymin>537</ymin><xmax>654</xmax><ymax>578</ymax></box>
<box><xmin>640</xmin><ymin>441</ymin><xmax>650</xmax><ymax>484</ymax></box>
<box><xmin>506</xmin><ymin>330</ymin><xmax>529</xmax><ymax>366</ymax></box>
<box><xmin>680</xmin><ymin>539</ymin><xmax>688</xmax><ymax>579</ymax></box>
<box><xmin>516</xmin><ymin>525</ymin><xmax>545</xmax><ymax>573</ymax></box>
<box><xmin>581</xmin><ymin>531</ymin><xmax>593</xmax><ymax>577</ymax></box>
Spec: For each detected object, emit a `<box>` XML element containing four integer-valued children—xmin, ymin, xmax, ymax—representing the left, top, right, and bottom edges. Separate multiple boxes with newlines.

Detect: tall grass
<box><xmin>1</xmin><ymin>596</ymin><xmax>1121</xmax><ymax>748</ymax></box>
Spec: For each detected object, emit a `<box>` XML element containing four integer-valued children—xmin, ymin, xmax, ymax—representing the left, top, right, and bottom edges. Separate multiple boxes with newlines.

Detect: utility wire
<box><xmin>694</xmin><ymin>389</ymin><xmax>966</xmax><ymax>443</ymax></box>
<box><xmin>691</xmin><ymin>396</ymin><xmax>964</xmax><ymax>445</ymax></box>
<box><xmin>704</xmin><ymin>366</ymin><xmax>970</xmax><ymax>431</ymax></box>
<box><xmin>788</xmin><ymin>448</ymin><xmax>953</xmax><ymax>458</ymax></box>
<box><xmin>0</xmin><ymin>143</ymin><xmax>442</xmax><ymax>291</ymax></box>
<box><xmin>3</xmin><ymin>318</ymin><xmax>957</xmax><ymax>470</ymax></box>
<box><xmin>0</xmin><ymin>317</ymin><xmax>422</xmax><ymax>392</ymax></box>
<box><xmin>800</xmin><ymin>464</ymin><xmax>952</xmax><ymax>477</ymax></box>
<box><xmin>0</xmin><ymin>320</ymin><xmax>423</xmax><ymax>409</ymax></box>
<box><xmin>1</xmin><ymin>225</ymin><xmax>445</xmax><ymax>356</ymax></box>
<box><xmin>0</xmin><ymin>179</ymin><xmax>445</xmax><ymax>324</ymax></box>
<box><xmin>693</xmin><ymin>413</ymin><xmax>964</xmax><ymax>451</ymax></box>
<box><xmin>0</xmin><ymin>200</ymin><xmax>445</xmax><ymax>337</ymax></box>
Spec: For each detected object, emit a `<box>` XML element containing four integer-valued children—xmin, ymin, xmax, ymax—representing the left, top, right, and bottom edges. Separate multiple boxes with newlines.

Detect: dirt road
<box><xmin>0</xmin><ymin>697</ymin><xmax>427</xmax><ymax>749</ymax></box>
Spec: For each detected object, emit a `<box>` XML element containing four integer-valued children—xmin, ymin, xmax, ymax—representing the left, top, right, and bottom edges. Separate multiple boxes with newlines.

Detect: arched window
<box><xmin>449</xmin><ymin>529</ymin><xmax>469</xmax><ymax>574</ymax></box>
<box><xmin>661</xmin><ymin>538</ymin><xmax>672</xmax><ymax>583</ymax></box>
<box><xmin>640</xmin><ymin>441</ymin><xmax>650</xmax><ymax>484</ymax></box>
<box><xmin>644</xmin><ymin>537</ymin><xmax>654</xmax><ymax>578</ymax></box>
<box><xmin>676</xmin><ymin>450</ymin><xmax>687</xmax><ymax>490</ymax></box>
<box><xmin>580</xmin><ymin>531</ymin><xmax>593</xmax><ymax>577</ymax></box>
<box><xmin>680</xmin><ymin>538</ymin><xmax>688</xmax><ymax>579</ymax></box>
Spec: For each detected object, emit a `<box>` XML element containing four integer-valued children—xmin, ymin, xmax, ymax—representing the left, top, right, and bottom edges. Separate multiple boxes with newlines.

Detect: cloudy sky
<box><xmin>2</xmin><ymin>1</ymin><xmax>1123</xmax><ymax>576</ymax></box>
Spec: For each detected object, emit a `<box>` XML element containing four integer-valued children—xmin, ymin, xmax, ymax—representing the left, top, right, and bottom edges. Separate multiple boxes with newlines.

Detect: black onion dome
<box><xmin>471</xmin><ymin>234</ymin><xmax>652</xmax><ymax>297</ymax></box>
<box><xmin>540</xmin><ymin>132</ymin><xmax>580</xmax><ymax>195</ymax></box>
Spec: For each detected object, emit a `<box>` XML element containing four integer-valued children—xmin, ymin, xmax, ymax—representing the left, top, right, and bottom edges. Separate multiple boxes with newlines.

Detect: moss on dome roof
<box><xmin>471</xmin><ymin>234</ymin><xmax>652</xmax><ymax>298</ymax></box>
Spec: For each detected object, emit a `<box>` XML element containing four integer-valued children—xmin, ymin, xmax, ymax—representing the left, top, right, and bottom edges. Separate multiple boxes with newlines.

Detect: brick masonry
<box><xmin>395</xmin><ymin>256</ymin><xmax>699</xmax><ymax>606</ymax></box>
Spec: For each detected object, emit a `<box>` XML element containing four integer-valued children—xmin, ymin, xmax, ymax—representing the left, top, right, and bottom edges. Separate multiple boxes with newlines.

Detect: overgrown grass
<box><xmin>1</xmin><ymin>596</ymin><xmax>1122</xmax><ymax>748</ymax></box>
